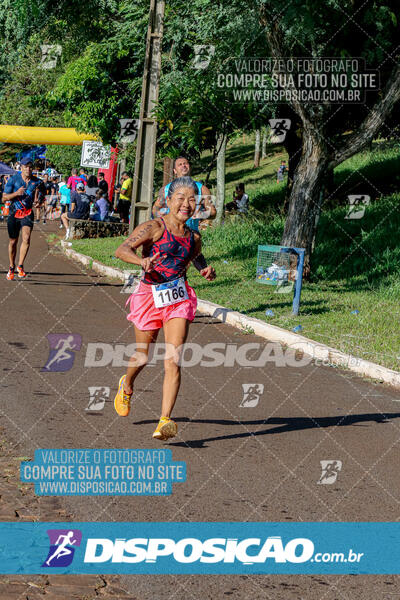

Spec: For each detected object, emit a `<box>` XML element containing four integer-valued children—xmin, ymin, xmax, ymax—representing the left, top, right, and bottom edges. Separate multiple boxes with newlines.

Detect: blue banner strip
<box><xmin>0</xmin><ymin>522</ymin><xmax>399</xmax><ymax>574</ymax></box>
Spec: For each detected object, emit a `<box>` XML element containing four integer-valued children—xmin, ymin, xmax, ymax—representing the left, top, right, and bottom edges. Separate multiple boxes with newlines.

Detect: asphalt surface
<box><xmin>0</xmin><ymin>220</ymin><xmax>399</xmax><ymax>599</ymax></box>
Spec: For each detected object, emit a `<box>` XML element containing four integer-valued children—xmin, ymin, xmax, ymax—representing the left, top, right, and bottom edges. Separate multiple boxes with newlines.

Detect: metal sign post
<box><xmin>129</xmin><ymin>0</ymin><xmax>165</xmax><ymax>232</ymax></box>
<box><xmin>256</xmin><ymin>245</ymin><xmax>305</xmax><ymax>315</ymax></box>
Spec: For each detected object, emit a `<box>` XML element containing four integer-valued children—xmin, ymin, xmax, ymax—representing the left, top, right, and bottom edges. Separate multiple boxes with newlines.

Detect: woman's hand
<box><xmin>141</xmin><ymin>252</ymin><xmax>161</xmax><ymax>272</ymax></box>
<box><xmin>200</xmin><ymin>266</ymin><xmax>216</xmax><ymax>281</ymax></box>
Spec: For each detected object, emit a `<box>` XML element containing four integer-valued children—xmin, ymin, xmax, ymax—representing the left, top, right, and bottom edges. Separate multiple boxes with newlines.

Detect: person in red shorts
<box><xmin>113</xmin><ymin>176</ymin><xmax>216</xmax><ymax>440</ymax></box>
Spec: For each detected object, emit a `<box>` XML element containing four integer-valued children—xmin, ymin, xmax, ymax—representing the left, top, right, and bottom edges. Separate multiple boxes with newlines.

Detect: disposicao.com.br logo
<box><xmin>0</xmin><ymin>522</ymin><xmax>382</xmax><ymax>574</ymax></box>
<box><xmin>83</xmin><ymin>536</ymin><xmax>363</xmax><ymax>566</ymax></box>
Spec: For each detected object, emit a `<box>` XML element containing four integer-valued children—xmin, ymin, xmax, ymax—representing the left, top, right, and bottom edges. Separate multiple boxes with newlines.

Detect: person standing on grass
<box><xmin>113</xmin><ymin>176</ymin><xmax>216</xmax><ymax>441</ymax></box>
<box><xmin>3</xmin><ymin>157</ymin><xmax>41</xmax><ymax>280</ymax></box>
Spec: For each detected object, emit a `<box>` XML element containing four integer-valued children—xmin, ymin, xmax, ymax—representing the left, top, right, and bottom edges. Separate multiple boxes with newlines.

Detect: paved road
<box><xmin>0</xmin><ymin>221</ymin><xmax>399</xmax><ymax>599</ymax></box>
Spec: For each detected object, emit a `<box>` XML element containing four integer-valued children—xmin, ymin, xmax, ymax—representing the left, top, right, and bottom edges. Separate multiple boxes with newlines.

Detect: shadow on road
<box><xmin>146</xmin><ymin>412</ymin><xmax>400</xmax><ymax>448</ymax></box>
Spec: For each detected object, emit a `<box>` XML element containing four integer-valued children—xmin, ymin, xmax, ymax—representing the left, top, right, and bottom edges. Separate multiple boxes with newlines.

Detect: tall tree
<box><xmin>258</xmin><ymin>0</ymin><xmax>400</xmax><ymax>267</ymax></box>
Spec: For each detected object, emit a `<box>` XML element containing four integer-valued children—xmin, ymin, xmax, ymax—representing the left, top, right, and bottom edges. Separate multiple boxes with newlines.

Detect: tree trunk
<box><xmin>282</xmin><ymin>119</ymin><xmax>302</xmax><ymax>214</ymax></box>
<box><xmin>163</xmin><ymin>157</ymin><xmax>173</xmax><ymax>186</ymax></box>
<box><xmin>215</xmin><ymin>132</ymin><xmax>227</xmax><ymax>225</ymax></box>
<box><xmin>254</xmin><ymin>129</ymin><xmax>261</xmax><ymax>167</ymax></box>
<box><xmin>204</xmin><ymin>141</ymin><xmax>218</xmax><ymax>186</ymax></box>
<box><xmin>281</xmin><ymin>129</ymin><xmax>328</xmax><ymax>273</ymax></box>
<box><xmin>261</xmin><ymin>127</ymin><xmax>268</xmax><ymax>159</ymax></box>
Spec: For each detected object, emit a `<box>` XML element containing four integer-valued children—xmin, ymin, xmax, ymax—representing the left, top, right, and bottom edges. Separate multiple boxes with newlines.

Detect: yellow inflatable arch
<box><xmin>0</xmin><ymin>125</ymin><xmax>97</xmax><ymax>145</ymax></box>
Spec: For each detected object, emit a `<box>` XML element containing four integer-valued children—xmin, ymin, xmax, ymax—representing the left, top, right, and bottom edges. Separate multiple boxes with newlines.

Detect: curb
<box><xmin>60</xmin><ymin>241</ymin><xmax>400</xmax><ymax>389</ymax></box>
<box><xmin>61</xmin><ymin>241</ymin><xmax>126</xmax><ymax>281</ymax></box>
<box><xmin>196</xmin><ymin>299</ymin><xmax>400</xmax><ymax>389</ymax></box>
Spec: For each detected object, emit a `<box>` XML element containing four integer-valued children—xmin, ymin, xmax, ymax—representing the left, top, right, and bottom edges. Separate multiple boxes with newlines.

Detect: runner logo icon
<box><xmin>86</xmin><ymin>386</ymin><xmax>110</xmax><ymax>412</ymax></box>
<box><xmin>42</xmin><ymin>529</ymin><xmax>82</xmax><ymax>567</ymax></box>
<box><xmin>42</xmin><ymin>334</ymin><xmax>82</xmax><ymax>372</ymax></box>
<box><xmin>39</xmin><ymin>44</ymin><xmax>62</xmax><ymax>70</ymax></box>
<box><xmin>317</xmin><ymin>460</ymin><xmax>342</xmax><ymax>484</ymax></box>
<box><xmin>269</xmin><ymin>119</ymin><xmax>291</xmax><ymax>143</ymax></box>
<box><xmin>193</xmin><ymin>45</ymin><xmax>215</xmax><ymax>70</ymax></box>
<box><xmin>344</xmin><ymin>195</ymin><xmax>370</xmax><ymax>219</ymax></box>
<box><xmin>240</xmin><ymin>384</ymin><xmax>264</xmax><ymax>408</ymax></box>
<box><xmin>119</xmin><ymin>119</ymin><xmax>140</xmax><ymax>143</ymax></box>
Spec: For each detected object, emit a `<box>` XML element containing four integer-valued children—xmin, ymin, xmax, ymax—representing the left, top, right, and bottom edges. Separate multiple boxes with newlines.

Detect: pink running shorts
<box><xmin>127</xmin><ymin>280</ymin><xmax>197</xmax><ymax>331</ymax></box>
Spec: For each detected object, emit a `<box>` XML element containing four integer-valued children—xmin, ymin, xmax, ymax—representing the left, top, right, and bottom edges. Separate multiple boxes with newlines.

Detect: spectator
<box><xmin>97</xmin><ymin>172</ymin><xmax>109</xmax><ymax>199</ymax></box>
<box><xmin>61</xmin><ymin>182</ymin><xmax>90</xmax><ymax>239</ymax></box>
<box><xmin>152</xmin><ymin>157</ymin><xmax>216</xmax><ymax>230</ymax></box>
<box><xmin>79</xmin><ymin>168</ymin><xmax>88</xmax><ymax>183</ymax></box>
<box><xmin>117</xmin><ymin>171</ymin><xmax>133</xmax><ymax>223</ymax></box>
<box><xmin>225</xmin><ymin>183</ymin><xmax>249</xmax><ymax>214</ymax></box>
<box><xmin>45</xmin><ymin>176</ymin><xmax>59</xmax><ymax>220</ymax></box>
<box><xmin>67</xmin><ymin>168</ymin><xmax>86</xmax><ymax>191</ymax></box>
<box><xmin>114</xmin><ymin>175</ymin><xmax>123</xmax><ymax>209</ymax></box>
<box><xmin>36</xmin><ymin>173</ymin><xmax>52</xmax><ymax>224</ymax></box>
<box><xmin>276</xmin><ymin>160</ymin><xmax>287</xmax><ymax>184</ymax></box>
<box><xmin>85</xmin><ymin>175</ymin><xmax>99</xmax><ymax>201</ymax></box>
<box><xmin>58</xmin><ymin>176</ymin><xmax>71</xmax><ymax>228</ymax></box>
<box><xmin>0</xmin><ymin>175</ymin><xmax>4</xmax><ymax>202</ymax></box>
<box><xmin>90</xmin><ymin>189</ymin><xmax>110</xmax><ymax>222</ymax></box>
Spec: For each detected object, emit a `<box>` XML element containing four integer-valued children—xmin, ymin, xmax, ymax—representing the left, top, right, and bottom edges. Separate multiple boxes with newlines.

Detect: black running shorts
<box><xmin>7</xmin><ymin>213</ymin><xmax>34</xmax><ymax>239</ymax></box>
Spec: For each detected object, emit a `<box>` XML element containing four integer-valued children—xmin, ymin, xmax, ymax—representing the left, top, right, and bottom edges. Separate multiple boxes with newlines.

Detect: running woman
<box><xmin>3</xmin><ymin>157</ymin><xmax>41</xmax><ymax>280</ymax></box>
<box><xmin>114</xmin><ymin>176</ymin><xmax>216</xmax><ymax>440</ymax></box>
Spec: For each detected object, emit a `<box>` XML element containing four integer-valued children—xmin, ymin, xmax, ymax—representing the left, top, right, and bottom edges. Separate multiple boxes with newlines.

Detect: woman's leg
<box><xmin>124</xmin><ymin>326</ymin><xmax>159</xmax><ymax>394</ymax></box>
<box><xmin>161</xmin><ymin>318</ymin><xmax>189</xmax><ymax>418</ymax></box>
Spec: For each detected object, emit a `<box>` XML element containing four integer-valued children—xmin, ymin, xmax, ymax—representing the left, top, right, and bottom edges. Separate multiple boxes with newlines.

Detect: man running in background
<box><xmin>3</xmin><ymin>157</ymin><xmax>41</xmax><ymax>280</ymax></box>
<box><xmin>152</xmin><ymin>157</ymin><xmax>216</xmax><ymax>231</ymax></box>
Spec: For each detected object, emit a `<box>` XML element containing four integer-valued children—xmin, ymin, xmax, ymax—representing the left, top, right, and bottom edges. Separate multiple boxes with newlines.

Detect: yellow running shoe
<box><xmin>114</xmin><ymin>375</ymin><xmax>132</xmax><ymax>417</ymax></box>
<box><xmin>152</xmin><ymin>417</ymin><xmax>177</xmax><ymax>440</ymax></box>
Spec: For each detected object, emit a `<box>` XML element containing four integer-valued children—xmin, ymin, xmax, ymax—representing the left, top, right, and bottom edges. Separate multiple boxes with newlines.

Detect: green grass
<box><xmin>71</xmin><ymin>139</ymin><xmax>400</xmax><ymax>371</ymax></box>
<box><xmin>190</xmin><ymin>207</ymin><xmax>400</xmax><ymax>370</ymax></box>
<box><xmin>72</xmin><ymin>237</ymin><xmax>128</xmax><ymax>271</ymax></box>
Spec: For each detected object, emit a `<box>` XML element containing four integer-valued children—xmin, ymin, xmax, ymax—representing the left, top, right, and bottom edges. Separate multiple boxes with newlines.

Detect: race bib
<box><xmin>152</xmin><ymin>277</ymin><xmax>189</xmax><ymax>308</ymax></box>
